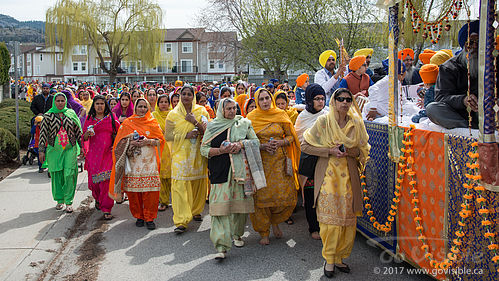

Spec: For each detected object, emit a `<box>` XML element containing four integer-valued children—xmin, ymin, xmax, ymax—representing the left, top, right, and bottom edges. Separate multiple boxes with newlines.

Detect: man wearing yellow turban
<box><xmin>354</xmin><ymin>48</ymin><xmax>374</xmax><ymax>77</ymax></box>
<box><xmin>429</xmin><ymin>50</ymin><xmax>453</xmax><ymax>66</ymax></box>
<box><xmin>315</xmin><ymin>50</ymin><xmax>347</xmax><ymax>106</ymax></box>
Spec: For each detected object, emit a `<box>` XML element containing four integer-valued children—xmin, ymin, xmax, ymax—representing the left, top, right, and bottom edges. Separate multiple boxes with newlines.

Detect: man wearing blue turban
<box><xmin>426</xmin><ymin>20</ymin><xmax>479</xmax><ymax>129</ymax></box>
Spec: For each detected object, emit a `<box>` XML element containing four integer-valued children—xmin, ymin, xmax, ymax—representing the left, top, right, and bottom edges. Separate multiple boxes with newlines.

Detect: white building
<box><xmin>12</xmin><ymin>28</ymin><xmax>238</xmax><ymax>84</ymax></box>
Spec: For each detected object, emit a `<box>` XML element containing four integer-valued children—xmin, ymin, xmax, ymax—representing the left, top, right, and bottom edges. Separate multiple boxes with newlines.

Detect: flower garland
<box><xmin>401</xmin><ymin>129</ymin><xmax>498</xmax><ymax>271</ymax></box>
<box><xmin>361</xmin><ymin>125</ymin><xmax>416</xmax><ymax>234</ymax></box>
<box><xmin>405</xmin><ymin>0</ymin><xmax>464</xmax><ymax>44</ymax></box>
<box><xmin>362</xmin><ymin>125</ymin><xmax>499</xmax><ymax>272</ymax></box>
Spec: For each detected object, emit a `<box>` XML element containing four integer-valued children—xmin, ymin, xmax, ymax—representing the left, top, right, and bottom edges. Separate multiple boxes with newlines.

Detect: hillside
<box><xmin>0</xmin><ymin>14</ymin><xmax>44</xmax><ymax>43</ymax></box>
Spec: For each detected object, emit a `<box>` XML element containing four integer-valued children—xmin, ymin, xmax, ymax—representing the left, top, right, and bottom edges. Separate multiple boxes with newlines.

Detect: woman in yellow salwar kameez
<box><xmin>246</xmin><ymin>89</ymin><xmax>300</xmax><ymax>245</ymax></box>
<box><xmin>302</xmin><ymin>88</ymin><xmax>370</xmax><ymax>278</ymax></box>
<box><xmin>152</xmin><ymin>95</ymin><xmax>172</xmax><ymax>211</ymax></box>
<box><xmin>165</xmin><ymin>85</ymin><xmax>210</xmax><ymax>234</ymax></box>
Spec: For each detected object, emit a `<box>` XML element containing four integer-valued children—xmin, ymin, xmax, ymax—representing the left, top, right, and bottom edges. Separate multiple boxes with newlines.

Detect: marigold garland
<box><xmin>361</xmin><ymin>126</ymin><xmax>499</xmax><ymax>272</ymax></box>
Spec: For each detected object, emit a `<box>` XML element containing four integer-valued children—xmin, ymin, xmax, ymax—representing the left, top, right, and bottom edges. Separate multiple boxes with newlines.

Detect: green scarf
<box><xmin>201</xmin><ymin>98</ymin><xmax>253</xmax><ymax>182</ymax></box>
<box><xmin>47</xmin><ymin>93</ymin><xmax>82</xmax><ymax>130</ymax></box>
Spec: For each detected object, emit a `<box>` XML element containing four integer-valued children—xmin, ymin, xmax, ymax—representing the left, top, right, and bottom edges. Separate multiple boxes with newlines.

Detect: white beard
<box><xmin>459</xmin><ymin>50</ymin><xmax>478</xmax><ymax>79</ymax></box>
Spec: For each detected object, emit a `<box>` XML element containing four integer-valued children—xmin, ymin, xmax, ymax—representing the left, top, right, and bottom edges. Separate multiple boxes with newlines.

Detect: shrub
<box><xmin>0</xmin><ymin>106</ymin><xmax>33</xmax><ymax>148</ymax></box>
<box><xmin>0</xmin><ymin>127</ymin><xmax>19</xmax><ymax>164</ymax></box>
<box><xmin>0</xmin><ymin>98</ymin><xmax>31</xmax><ymax>109</ymax></box>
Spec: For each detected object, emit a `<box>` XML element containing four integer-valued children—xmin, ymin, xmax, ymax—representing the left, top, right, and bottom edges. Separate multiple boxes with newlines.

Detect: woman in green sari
<box><xmin>39</xmin><ymin>93</ymin><xmax>83</xmax><ymax>213</ymax></box>
<box><xmin>201</xmin><ymin>98</ymin><xmax>259</xmax><ymax>260</ymax></box>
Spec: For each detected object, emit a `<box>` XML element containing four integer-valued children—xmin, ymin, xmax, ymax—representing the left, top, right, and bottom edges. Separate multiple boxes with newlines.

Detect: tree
<box><xmin>200</xmin><ymin>0</ymin><xmax>386</xmax><ymax>77</ymax></box>
<box><xmin>46</xmin><ymin>0</ymin><xmax>165</xmax><ymax>83</ymax></box>
<box><xmin>0</xmin><ymin>42</ymin><xmax>10</xmax><ymax>85</ymax></box>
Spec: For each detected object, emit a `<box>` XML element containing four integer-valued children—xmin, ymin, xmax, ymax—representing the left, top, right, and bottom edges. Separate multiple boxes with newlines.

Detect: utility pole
<box><xmin>13</xmin><ymin>41</ymin><xmax>20</xmax><ymax>162</ymax></box>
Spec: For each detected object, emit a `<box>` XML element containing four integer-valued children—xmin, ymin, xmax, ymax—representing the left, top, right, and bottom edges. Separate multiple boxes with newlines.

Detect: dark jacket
<box><xmin>30</xmin><ymin>94</ymin><xmax>53</xmax><ymax>115</ymax></box>
<box><xmin>434</xmin><ymin>52</ymin><xmax>478</xmax><ymax>118</ymax></box>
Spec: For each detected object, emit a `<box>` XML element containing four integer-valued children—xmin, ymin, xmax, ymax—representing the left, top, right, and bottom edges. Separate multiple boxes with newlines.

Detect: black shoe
<box><xmin>324</xmin><ymin>262</ymin><xmax>335</xmax><ymax>278</ymax></box>
<box><xmin>335</xmin><ymin>263</ymin><xmax>350</xmax><ymax>273</ymax></box>
<box><xmin>135</xmin><ymin>219</ymin><xmax>145</xmax><ymax>227</ymax></box>
<box><xmin>193</xmin><ymin>215</ymin><xmax>203</xmax><ymax>222</ymax></box>
<box><xmin>38</xmin><ymin>168</ymin><xmax>45</xmax><ymax>173</ymax></box>
<box><xmin>95</xmin><ymin>201</ymin><xmax>100</xmax><ymax>210</ymax></box>
<box><xmin>174</xmin><ymin>226</ymin><xmax>186</xmax><ymax>234</ymax></box>
<box><xmin>146</xmin><ymin>221</ymin><xmax>156</xmax><ymax>230</ymax></box>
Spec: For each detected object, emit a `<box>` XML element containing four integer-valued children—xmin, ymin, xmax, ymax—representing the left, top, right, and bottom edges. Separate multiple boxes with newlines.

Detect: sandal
<box><xmin>95</xmin><ymin>201</ymin><xmax>101</xmax><ymax>210</ymax></box>
<box><xmin>103</xmin><ymin>213</ymin><xmax>113</xmax><ymax>220</ymax></box>
<box><xmin>193</xmin><ymin>215</ymin><xmax>203</xmax><ymax>221</ymax></box>
<box><xmin>158</xmin><ymin>204</ymin><xmax>168</xmax><ymax>212</ymax></box>
<box><xmin>285</xmin><ymin>217</ymin><xmax>294</xmax><ymax>225</ymax></box>
<box><xmin>65</xmin><ymin>205</ymin><xmax>73</xmax><ymax>213</ymax></box>
<box><xmin>55</xmin><ymin>203</ymin><xmax>64</xmax><ymax>210</ymax></box>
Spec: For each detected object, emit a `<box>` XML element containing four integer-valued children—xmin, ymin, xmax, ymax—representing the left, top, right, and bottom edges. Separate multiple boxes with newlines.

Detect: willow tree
<box><xmin>46</xmin><ymin>0</ymin><xmax>164</xmax><ymax>82</ymax></box>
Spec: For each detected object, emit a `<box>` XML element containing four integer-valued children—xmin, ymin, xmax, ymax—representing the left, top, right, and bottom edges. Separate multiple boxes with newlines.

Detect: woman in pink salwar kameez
<box><xmin>83</xmin><ymin>95</ymin><xmax>120</xmax><ymax>220</ymax></box>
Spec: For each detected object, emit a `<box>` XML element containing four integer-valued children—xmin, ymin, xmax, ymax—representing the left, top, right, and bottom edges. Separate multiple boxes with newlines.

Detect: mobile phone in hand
<box><xmin>339</xmin><ymin>144</ymin><xmax>345</xmax><ymax>153</ymax></box>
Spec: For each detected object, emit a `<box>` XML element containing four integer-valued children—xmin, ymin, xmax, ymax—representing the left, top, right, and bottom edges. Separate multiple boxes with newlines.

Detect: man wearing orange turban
<box><xmin>295</xmin><ymin>73</ymin><xmax>310</xmax><ymax>105</ymax></box>
<box><xmin>354</xmin><ymin>48</ymin><xmax>374</xmax><ymax>77</ymax></box>
<box><xmin>339</xmin><ymin>55</ymin><xmax>374</xmax><ymax>98</ymax></box>
<box><xmin>412</xmin><ymin>64</ymin><xmax>439</xmax><ymax>123</ymax></box>
<box><xmin>314</xmin><ymin>50</ymin><xmax>347</xmax><ymax>105</ymax></box>
<box><xmin>398</xmin><ymin>48</ymin><xmax>422</xmax><ymax>85</ymax></box>
<box><xmin>418</xmin><ymin>50</ymin><xmax>436</xmax><ymax>65</ymax></box>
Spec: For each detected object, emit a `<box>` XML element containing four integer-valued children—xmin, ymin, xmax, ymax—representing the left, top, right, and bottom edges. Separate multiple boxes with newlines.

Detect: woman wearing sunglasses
<box><xmin>301</xmin><ymin>88</ymin><xmax>370</xmax><ymax>278</ymax></box>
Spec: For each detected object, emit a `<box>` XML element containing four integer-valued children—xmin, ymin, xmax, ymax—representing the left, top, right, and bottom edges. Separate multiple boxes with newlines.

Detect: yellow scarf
<box><xmin>152</xmin><ymin>104</ymin><xmax>172</xmax><ymax>178</ymax></box>
<box><xmin>246</xmin><ymin>88</ymin><xmax>301</xmax><ymax>189</ymax></box>
<box><xmin>81</xmin><ymin>98</ymin><xmax>93</xmax><ymax>112</ymax></box>
<box><xmin>303</xmin><ymin>95</ymin><xmax>370</xmax><ymax>168</ymax></box>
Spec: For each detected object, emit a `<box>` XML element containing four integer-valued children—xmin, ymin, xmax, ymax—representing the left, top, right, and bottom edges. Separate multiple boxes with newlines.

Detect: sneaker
<box><xmin>233</xmin><ymin>237</ymin><xmax>245</xmax><ymax>248</ymax></box>
<box><xmin>65</xmin><ymin>205</ymin><xmax>73</xmax><ymax>213</ymax></box>
<box><xmin>55</xmin><ymin>203</ymin><xmax>64</xmax><ymax>210</ymax></box>
<box><xmin>38</xmin><ymin>168</ymin><xmax>45</xmax><ymax>173</ymax></box>
<box><xmin>146</xmin><ymin>221</ymin><xmax>156</xmax><ymax>230</ymax></box>
<box><xmin>174</xmin><ymin>226</ymin><xmax>186</xmax><ymax>234</ymax></box>
<box><xmin>193</xmin><ymin>215</ymin><xmax>203</xmax><ymax>221</ymax></box>
<box><xmin>135</xmin><ymin>219</ymin><xmax>145</xmax><ymax>227</ymax></box>
<box><xmin>214</xmin><ymin>252</ymin><xmax>226</xmax><ymax>260</ymax></box>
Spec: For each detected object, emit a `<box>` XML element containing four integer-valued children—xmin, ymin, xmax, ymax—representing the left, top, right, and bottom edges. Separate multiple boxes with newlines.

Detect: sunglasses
<box><xmin>335</xmin><ymin>96</ymin><xmax>353</xmax><ymax>103</ymax></box>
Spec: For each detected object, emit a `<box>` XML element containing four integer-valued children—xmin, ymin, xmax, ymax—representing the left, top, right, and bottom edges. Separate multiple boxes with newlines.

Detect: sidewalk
<box><xmin>0</xmin><ymin>165</ymin><xmax>90</xmax><ymax>281</ymax></box>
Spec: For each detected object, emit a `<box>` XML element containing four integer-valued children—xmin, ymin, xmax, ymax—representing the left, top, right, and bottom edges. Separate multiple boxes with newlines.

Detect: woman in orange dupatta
<box><xmin>234</xmin><ymin>82</ymin><xmax>248</xmax><ymax>111</ymax></box>
<box><xmin>109</xmin><ymin>98</ymin><xmax>165</xmax><ymax>230</ymax></box>
<box><xmin>246</xmin><ymin>88</ymin><xmax>300</xmax><ymax>245</ymax></box>
<box><xmin>274</xmin><ymin>90</ymin><xmax>299</xmax><ymax>124</ymax></box>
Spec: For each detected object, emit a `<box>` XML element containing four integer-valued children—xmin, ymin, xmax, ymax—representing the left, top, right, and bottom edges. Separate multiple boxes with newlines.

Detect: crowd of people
<box><xmin>20</xmin><ymin>21</ymin><xmax>485</xmax><ymax>278</ymax></box>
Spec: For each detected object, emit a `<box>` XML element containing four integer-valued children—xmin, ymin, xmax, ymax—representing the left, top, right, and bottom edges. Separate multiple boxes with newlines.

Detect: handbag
<box><xmin>298</xmin><ymin>152</ymin><xmax>318</xmax><ymax>179</ymax></box>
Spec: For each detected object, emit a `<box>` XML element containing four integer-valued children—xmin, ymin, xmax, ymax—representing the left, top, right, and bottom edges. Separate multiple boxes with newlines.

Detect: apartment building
<box><xmin>11</xmin><ymin>28</ymin><xmax>238</xmax><ymax>84</ymax></box>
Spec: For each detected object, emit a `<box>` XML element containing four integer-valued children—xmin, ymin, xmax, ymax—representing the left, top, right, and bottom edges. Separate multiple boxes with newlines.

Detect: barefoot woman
<box><xmin>246</xmin><ymin>89</ymin><xmax>300</xmax><ymax>245</ymax></box>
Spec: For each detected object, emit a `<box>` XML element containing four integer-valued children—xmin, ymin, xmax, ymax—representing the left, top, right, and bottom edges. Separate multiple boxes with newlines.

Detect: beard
<box><xmin>458</xmin><ymin>50</ymin><xmax>478</xmax><ymax>80</ymax></box>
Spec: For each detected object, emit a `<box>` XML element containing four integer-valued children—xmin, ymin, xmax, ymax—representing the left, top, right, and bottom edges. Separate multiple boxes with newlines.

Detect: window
<box><xmin>80</xmin><ymin>45</ymin><xmax>87</xmax><ymax>55</ymax></box>
<box><xmin>137</xmin><ymin>61</ymin><xmax>142</xmax><ymax>71</ymax></box>
<box><xmin>73</xmin><ymin>62</ymin><xmax>78</xmax><ymax>71</ymax></box>
<box><xmin>182</xmin><ymin>42</ymin><xmax>192</xmax><ymax>53</ymax></box>
<box><xmin>209</xmin><ymin>60</ymin><xmax>215</xmax><ymax>69</ymax></box>
<box><xmin>27</xmin><ymin>55</ymin><xmax>31</xmax><ymax>63</ymax></box>
<box><xmin>57</xmin><ymin>53</ymin><xmax>62</xmax><ymax>61</ymax></box>
<box><xmin>72</xmin><ymin>46</ymin><xmax>79</xmax><ymax>55</ymax></box>
<box><xmin>166</xmin><ymin>43</ymin><xmax>172</xmax><ymax>53</ymax></box>
<box><xmin>218</xmin><ymin>61</ymin><xmax>224</xmax><ymax>69</ymax></box>
<box><xmin>40</xmin><ymin>54</ymin><xmax>43</xmax><ymax>61</ymax></box>
<box><xmin>81</xmin><ymin>62</ymin><xmax>86</xmax><ymax>71</ymax></box>
<box><xmin>180</xmin><ymin>59</ymin><xmax>192</xmax><ymax>72</ymax></box>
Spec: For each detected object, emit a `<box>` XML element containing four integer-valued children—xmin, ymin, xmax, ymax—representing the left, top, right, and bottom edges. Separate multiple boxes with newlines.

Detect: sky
<box><xmin>0</xmin><ymin>0</ymin><xmax>209</xmax><ymax>28</ymax></box>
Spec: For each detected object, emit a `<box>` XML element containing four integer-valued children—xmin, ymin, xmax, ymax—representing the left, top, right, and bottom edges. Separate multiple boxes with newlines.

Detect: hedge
<box><xmin>0</xmin><ymin>106</ymin><xmax>33</xmax><ymax>148</ymax></box>
<box><xmin>0</xmin><ymin>127</ymin><xmax>19</xmax><ymax>164</ymax></box>
<box><xmin>0</xmin><ymin>98</ymin><xmax>31</xmax><ymax>109</ymax></box>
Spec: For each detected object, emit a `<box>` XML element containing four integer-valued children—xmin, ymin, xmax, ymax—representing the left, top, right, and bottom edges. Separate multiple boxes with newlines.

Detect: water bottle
<box><xmin>190</xmin><ymin>128</ymin><xmax>198</xmax><ymax>144</ymax></box>
<box><xmin>132</xmin><ymin>130</ymin><xmax>140</xmax><ymax>140</ymax></box>
<box><xmin>268</xmin><ymin>137</ymin><xmax>275</xmax><ymax>155</ymax></box>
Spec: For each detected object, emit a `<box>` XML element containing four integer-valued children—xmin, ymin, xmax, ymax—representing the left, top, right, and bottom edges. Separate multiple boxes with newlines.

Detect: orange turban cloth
<box><xmin>296</xmin><ymin>73</ymin><xmax>309</xmax><ymax>87</ymax></box>
<box><xmin>319</xmin><ymin>50</ymin><xmax>337</xmax><ymax>68</ymax></box>
<box><xmin>174</xmin><ymin>80</ymin><xmax>183</xmax><ymax>87</ymax></box>
<box><xmin>398</xmin><ymin>48</ymin><xmax>415</xmax><ymax>60</ymax></box>
<box><xmin>419</xmin><ymin>52</ymin><xmax>434</xmax><ymax>65</ymax></box>
<box><xmin>349</xmin><ymin>55</ymin><xmax>366</xmax><ymax>71</ymax></box>
<box><xmin>419</xmin><ymin>64</ymin><xmax>439</xmax><ymax>84</ymax></box>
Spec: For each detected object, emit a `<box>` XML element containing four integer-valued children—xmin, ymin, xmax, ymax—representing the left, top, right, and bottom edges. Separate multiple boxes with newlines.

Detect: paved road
<box><xmin>0</xmin><ymin>166</ymin><xmax>433</xmax><ymax>281</ymax></box>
